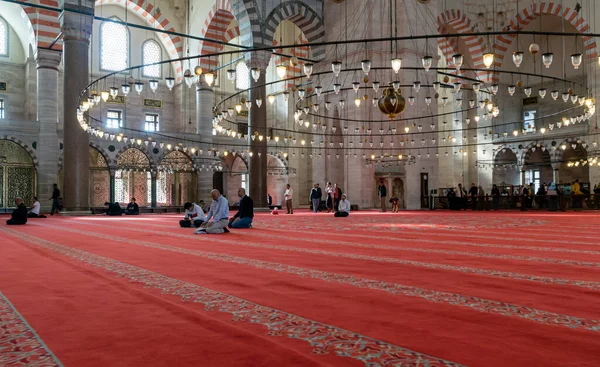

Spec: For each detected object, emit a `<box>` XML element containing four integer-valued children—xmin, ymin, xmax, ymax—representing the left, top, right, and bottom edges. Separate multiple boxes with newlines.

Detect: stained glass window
<box><xmin>101</xmin><ymin>18</ymin><xmax>128</xmax><ymax>71</ymax></box>
<box><xmin>142</xmin><ymin>40</ymin><xmax>161</xmax><ymax>78</ymax></box>
<box><xmin>145</xmin><ymin>114</ymin><xmax>159</xmax><ymax>132</ymax></box>
<box><xmin>235</xmin><ymin>61</ymin><xmax>249</xmax><ymax>90</ymax></box>
<box><xmin>106</xmin><ymin>110</ymin><xmax>122</xmax><ymax>128</ymax></box>
<box><xmin>0</xmin><ymin>17</ymin><xmax>7</xmax><ymax>56</ymax></box>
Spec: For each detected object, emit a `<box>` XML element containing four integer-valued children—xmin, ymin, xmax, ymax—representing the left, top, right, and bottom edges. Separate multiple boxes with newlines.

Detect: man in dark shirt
<box><xmin>7</xmin><ymin>198</ymin><xmax>28</xmax><ymax>225</ymax></box>
<box><xmin>377</xmin><ymin>180</ymin><xmax>387</xmax><ymax>212</ymax></box>
<box><xmin>310</xmin><ymin>183</ymin><xmax>322</xmax><ymax>213</ymax></box>
<box><xmin>228</xmin><ymin>188</ymin><xmax>254</xmax><ymax>228</ymax></box>
<box><xmin>125</xmin><ymin>198</ymin><xmax>140</xmax><ymax>215</ymax></box>
<box><xmin>49</xmin><ymin>184</ymin><xmax>60</xmax><ymax>215</ymax></box>
<box><xmin>104</xmin><ymin>201</ymin><xmax>122</xmax><ymax>216</ymax></box>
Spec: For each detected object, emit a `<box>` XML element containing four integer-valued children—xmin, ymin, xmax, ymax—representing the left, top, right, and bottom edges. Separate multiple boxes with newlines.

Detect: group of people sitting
<box><xmin>103</xmin><ymin>198</ymin><xmax>140</xmax><ymax>216</ymax></box>
<box><xmin>5</xmin><ymin>197</ymin><xmax>47</xmax><ymax>225</ymax></box>
<box><xmin>179</xmin><ymin>188</ymin><xmax>254</xmax><ymax>234</ymax></box>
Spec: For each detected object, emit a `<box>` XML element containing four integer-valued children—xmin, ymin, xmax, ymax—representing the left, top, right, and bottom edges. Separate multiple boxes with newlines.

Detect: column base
<box><xmin>59</xmin><ymin>210</ymin><xmax>93</xmax><ymax>216</ymax></box>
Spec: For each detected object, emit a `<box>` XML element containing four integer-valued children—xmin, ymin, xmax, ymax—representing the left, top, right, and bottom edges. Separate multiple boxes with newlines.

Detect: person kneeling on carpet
<box><xmin>7</xmin><ymin>197</ymin><xmax>28</xmax><ymax>225</ymax></box>
<box><xmin>334</xmin><ymin>195</ymin><xmax>350</xmax><ymax>217</ymax></box>
<box><xmin>125</xmin><ymin>198</ymin><xmax>140</xmax><ymax>215</ymax></box>
<box><xmin>28</xmin><ymin>197</ymin><xmax>46</xmax><ymax>218</ymax></box>
<box><xmin>104</xmin><ymin>201</ymin><xmax>122</xmax><ymax>216</ymax></box>
<box><xmin>195</xmin><ymin>189</ymin><xmax>230</xmax><ymax>234</ymax></box>
<box><xmin>228</xmin><ymin>188</ymin><xmax>253</xmax><ymax>229</ymax></box>
<box><xmin>180</xmin><ymin>202</ymin><xmax>207</xmax><ymax>228</ymax></box>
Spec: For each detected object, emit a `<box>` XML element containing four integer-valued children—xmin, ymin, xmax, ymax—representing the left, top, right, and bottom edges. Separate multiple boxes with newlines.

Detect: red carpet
<box><xmin>2</xmin><ymin>210</ymin><xmax>600</xmax><ymax>366</ymax></box>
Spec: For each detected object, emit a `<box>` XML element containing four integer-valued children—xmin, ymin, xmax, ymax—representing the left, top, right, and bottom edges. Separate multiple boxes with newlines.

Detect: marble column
<box><xmin>151</xmin><ymin>171</ymin><xmax>157</xmax><ymax>207</ymax></box>
<box><xmin>248</xmin><ymin>73</ymin><xmax>267</xmax><ymax>207</ymax></box>
<box><xmin>196</xmin><ymin>80</ymin><xmax>213</xmax><ymax>201</ymax></box>
<box><xmin>35</xmin><ymin>49</ymin><xmax>62</xmax><ymax>211</ymax></box>
<box><xmin>109</xmin><ymin>170</ymin><xmax>115</xmax><ymax>203</ymax></box>
<box><xmin>60</xmin><ymin>5</ymin><xmax>93</xmax><ymax>212</ymax></box>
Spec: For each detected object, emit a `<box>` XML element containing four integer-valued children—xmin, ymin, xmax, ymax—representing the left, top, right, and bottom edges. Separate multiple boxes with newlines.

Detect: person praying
<box><xmin>228</xmin><ymin>188</ymin><xmax>254</xmax><ymax>228</ymax></box>
<box><xmin>28</xmin><ymin>197</ymin><xmax>44</xmax><ymax>218</ymax></box>
<box><xmin>195</xmin><ymin>189</ymin><xmax>230</xmax><ymax>234</ymax></box>
<box><xmin>180</xmin><ymin>202</ymin><xmax>206</xmax><ymax>228</ymax></box>
<box><xmin>334</xmin><ymin>195</ymin><xmax>350</xmax><ymax>217</ymax></box>
<box><xmin>6</xmin><ymin>198</ymin><xmax>28</xmax><ymax>225</ymax></box>
<box><xmin>104</xmin><ymin>201</ymin><xmax>122</xmax><ymax>216</ymax></box>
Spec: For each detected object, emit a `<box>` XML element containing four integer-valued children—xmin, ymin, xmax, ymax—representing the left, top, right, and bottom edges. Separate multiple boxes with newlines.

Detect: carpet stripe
<box><xmin>26</xmin><ymin>222</ymin><xmax>600</xmax><ymax>333</ymax></box>
<box><xmin>0</xmin><ymin>291</ymin><xmax>63</xmax><ymax>367</ymax></box>
<box><xmin>35</xmin><ymin>221</ymin><xmax>600</xmax><ymax>292</ymax></box>
<box><xmin>0</xmin><ymin>227</ymin><xmax>465</xmax><ymax>367</ymax></box>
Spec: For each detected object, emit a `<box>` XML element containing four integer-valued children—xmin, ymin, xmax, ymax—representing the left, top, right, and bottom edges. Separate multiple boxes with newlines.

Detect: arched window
<box><xmin>235</xmin><ymin>61</ymin><xmax>249</xmax><ymax>90</ymax></box>
<box><xmin>0</xmin><ymin>17</ymin><xmax>8</xmax><ymax>56</ymax></box>
<box><xmin>101</xmin><ymin>18</ymin><xmax>128</xmax><ymax>71</ymax></box>
<box><xmin>142</xmin><ymin>39</ymin><xmax>161</xmax><ymax>78</ymax></box>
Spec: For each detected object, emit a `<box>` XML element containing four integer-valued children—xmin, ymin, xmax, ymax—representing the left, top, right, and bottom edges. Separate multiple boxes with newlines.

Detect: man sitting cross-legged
<box><xmin>228</xmin><ymin>188</ymin><xmax>254</xmax><ymax>229</ymax></box>
<box><xmin>6</xmin><ymin>198</ymin><xmax>28</xmax><ymax>225</ymax></box>
<box><xmin>195</xmin><ymin>189</ymin><xmax>230</xmax><ymax>234</ymax></box>
<box><xmin>180</xmin><ymin>202</ymin><xmax>207</xmax><ymax>228</ymax></box>
<box><xmin>334</xmin><ymin>195</ymin><xmax>351</xmax><ymax>217</ymax></box>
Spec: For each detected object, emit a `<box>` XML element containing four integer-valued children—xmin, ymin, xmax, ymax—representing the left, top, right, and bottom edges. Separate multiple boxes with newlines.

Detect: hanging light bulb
<box><xmin>267</xmin><ymin>94</ymin><xmax>275</xmax><ymax>105</ymax></box>
<box><xmin>571</xmin><ymin>94</ymin><xmax>578</xmax><ymax>104</ymax></box>
<box><xmin>352</xmin><ymin>82</ymin><xmax>360</xmax><ymax>92</ymax></box>
<box><xmin>235</xmin><ymin>104</ymin><xmax>242</xmax><ymax>113</ymax></box>
<box><xmin>508</xmin><ymin>85</ymin><xmax>516</xmax><ymax>96</ymax></box>
<box><xmin>469</xmin><ymin>99</ymin><xmax>475</xmax><ymax>108</ymax></box>
<box><xmin>282</xmin><ymin>91</ymin><xmax>290</xmax><ymax>102</ymax></box>
<box><xmin>571</xmin><ymin>53</ymin><xmax>583</xmax><ymax>69</ymax></box>
<box><xmin>413</xmin><ymin>81</ymin><xmax>421</xmax><ymax>93</ymax></box>
<box><xmin>92</xmin><ymin>93</ymin><xmax>101</xmax><ymax>104</ymax></box>
<box><xmin>101</xmin><ymin>90</ymin><xmax>110</xmax><ymax>101</ymax></box>
<box><xmin>134</xmin><ymin>81</ymin><xmax>144</xmax><ymax>94</ymax></box>
<box><xmin>483</xmin><ymin>52</ymin><xmax>494</xmax><ymax>69</ymax></box>
<box><xmin>109</xmin><ymin>86</ymin><xmax>119</xmax><ymax>98</ymax></box>
<box><xmin>361</xmin><ymin>59</ymin><xmax>371</xmax><ymax>75</ymax></box>
<box><xmin>303</xmin><ymin>63</ymin><xmax>313</xmax><ymax>78</ymax></box>
<box><xmin>333</xmin><ymin>83</ymin><xmax>341</xmax><ymax>94</ymax></box>
<box><xmin>452</xmin><ymin>53</ymin><xmax>463</xmax><ymax>70</ymax></box>
<box><xmin>390</xmin><ymin>96</ymin><xmax>397</xmax><ymax>106</ymax></box>
<box><xmin>491</xmin><ymin>84</ymin><xmax>499</xmax><ymax>95</ymax></box>
<box><xmin>422</xmin><ymin>55</ymin><xmax>432</xmax><ymax>71</ymax></box>
<box><xmin>425</xmin><ymin>96</ymin><xmax>432</xmax><ymax>105</ymax></box>
<box><xmin>551</xmin><ymin>90</ymin><xmax>559</xmax><ymax>100</ymax></box>
<box><xmin>513</xmin><ymin>51</ymin><xmax>524</xmax><ymax>67</ymax></box>
<box><xmin>298</xmin><ymin>89</ymin><xmax>306</xmax><ymax>99</ymax></box>
<box><xmin>325</xmin><ymin>101</ymin><xmax>331</xmax><ymax>110</ymax></box>
<box><xmin>472</xmin><ymin>82</ymin><xmax>481</xmax><ymax>93</ymax></box>
<box><xmin>339</xmin><ymin>99</ymin><xmax>346</xmax><ymax>108</ymax></box>
<box><xmin>121</xmin><ymin>83</ymin><xmax>131</xmax><ymax>95</ymax></box>
<box><xmin>227</xmin><ymin>107</ymin><xmax>234</xmax><ymax>116</ymax></box>
<box><xmin>524</xmin><ymin>86</ymin><xmax>532</xmax><ymax>97</ymax></box>
<box><xmin>541</xmin><ymin>52</ymin><xmax>554</xmax><ymax>68</ymax></box>
<box><xmin>408</xmin><ymin>96</ymin><xmax>415</xmax><ymax>105</ymax></box>
<box><xmin>354</xmin><ymin>97</ymin><xmax>361</xmax><ymax>107</ymax></box>
<box><xmin>276</xmin><ymin>64</ymin><xmax>286</xmax><ymax>79</ymax></box>
<box><xmin>226</xmin><ymin>69</ymin><xmax>236</xmax><ymax>81</ymax></box>
<box><xmin>391</xmin><ymin>81</ymin><xmax>400</xmax><ymax>91</ymax></box>
<box><xmin>453</xmin><ymin>82</ymin><xmax>461</xmax><ymax>92</ymax></box>
<box><xmin>315</xmin><ymin>86</ymin><xmax>323</xmax><ymax>97</ymax></box>
<box><xmin>256</xmin><ymin>97</ymin><xmax>263</xmax><ymax>107</ymax></box>
<box><xmin>372</xmin><ymin>81</ymin><xmax>380</xmax><ymax>93</ymax></box>
<box><xmin>204</xmin><ymin>72</ymin><xmax>215</xmax><ymax>87</ymax></box>
<box><xmin>251</xmin><ymin>68</ymin><xmax>261</xmax><ymax>82</ymax></box>
<box><xmin>539</xmin><ymin>88</ymin><xmax>547</xmax><ymax>99</ymax></box>
<box><xmin>562</xmin><ymin>92</ymin><xmax>570</xmax><ymax>102</ymax></box>
<box><xmin>332</xmin><ymin>61</ymin><xmax>342</xmax><ymax>77</ymax></box>
<box><xmin>432</xmin><ymin>81</ymin><xmax>441</xmax><ymax>92</ymax></box>
<box><xmin>165</xmin><ymin>77</ymin><xmax>175</xmax><ymax>91</ymax></box>
<box><xmin>149</xmin><ymin>80</ymin><xmax>159</xmax><ymax>92</ymax></box>
<box><xmin>391</xmin><ymin>57</ymin><xmax>402</xmax><ymax>73</ymax></box>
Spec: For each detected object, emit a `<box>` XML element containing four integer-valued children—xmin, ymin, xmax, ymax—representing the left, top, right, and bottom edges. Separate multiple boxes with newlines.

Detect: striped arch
<box><xmin>272</xmin><ymin>33</ymin><xmax>309</xmax><ymax>90</ymax></box>
<box><xmin>16</xmin><ymin>0</ymin><xmax>61</xmax><ymax>51</ymax></box>
<box><xmin>95</xmin><ymin>0</ymin><xmax>184</xmax><ymax>81</ymax></box>
<box><xmin>437</xmin><ymin>9</ymin><xmax>488</xmax><ymax>82</ymax></box>
<box><xmin>0</xmin><ymin>136</ymin><xmax>39</xmax><ymax>168</ymax></box>
<box><xmin>495</xmin><ymin>2</ymin><xmax>598</xmax><ymax>71</ymax></box>
<box><xmin>197</xmin><ymin>0</ymin><xmax>240</xmax><ymax>72</ymax></box>
<box><xmin>264</xmin><ymin>1</ymin><xmax>325</xmax><ymax>62</ymax></box>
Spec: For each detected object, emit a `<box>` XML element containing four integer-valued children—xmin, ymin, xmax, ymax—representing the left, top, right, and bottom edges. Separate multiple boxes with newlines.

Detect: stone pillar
<box><xmin>151</xmin><ymin>171</ymin><xmax>157</xmax><ymax>207</ymax></box>
<box><xmin>35</xmin><ymin>49</ymin><xmax>62</xmax><ymax>211</ymax></box>
<box><xmin>248</xmin><ymin>72</ymin><xmax>268</xmax><ymax>207</ymax></box>
<box><xmin>196</xmin><ymin>80</ymin><xmax>213</xmax><ymax>200</ymax></box>
<box><xmin>109</xmin><ymin>170</ymin><xmax>115</xmax><ymax>203</ymax></box>
<box><xmin>552</xmin><ymin>163</ymin><xmax>560</xmax><ymax>184</ymax></box>
<box><xmin>60</xmin><ymin>4</ymin><xmax>93</xmax><ymax>212</ymax></box>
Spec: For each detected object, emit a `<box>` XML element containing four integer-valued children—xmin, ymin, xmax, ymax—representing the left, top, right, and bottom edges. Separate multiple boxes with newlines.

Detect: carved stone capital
<box><xmin>60</xmin><ymin>7</ymin><xmax>94</xmax><ymax>43</ymax></box>
<box><xmin>35</xmin><ymin>48</ymin><xmax>62</xmax><ymax>71</ymax></box>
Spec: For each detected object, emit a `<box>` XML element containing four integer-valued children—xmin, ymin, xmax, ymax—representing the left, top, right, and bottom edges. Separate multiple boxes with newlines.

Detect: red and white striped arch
<box><xmin>17</xmin><ymin>0</ymin><xmax>61</xmax><ymax>51</ymax></box>
<box><xmin>437</xmin><ymin>9</ymin><xmax>488</xmax><ymax>83</ymax></box>
<box><xmin>197</xmin><ymin>0</ymin><xmax>240</xmax><ymax>72</ymax></box>
<box><xmin>494</xmin><ymin>1</ymin><xmax>598</xmax><ymax>71</ymax></box>
<box><xmin>272</xmin><ymin>33</ymin><xmax>309</xmax><ymax>90</ymax></box>
<box><xmin>95</xmin><ymin>0</ymin><xmax>183</xmax><ymax>81</ymax></box>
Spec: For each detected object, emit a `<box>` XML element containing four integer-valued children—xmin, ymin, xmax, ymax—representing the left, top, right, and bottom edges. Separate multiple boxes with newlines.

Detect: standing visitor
<box><xmin>457</xmin><ymin>183</ymin><xmax>466</xmax><ymax>210</ymax></box>
<box><xmin>49</xmin><ymin>183</ymin><xmax>60</xmax><ymax>215</ymax></box>
<box><xmin>310</xmin><ymin>183</ymin><xmax>322</xmax><ymax>213</ymax></box>
<box><xmin>333</xmin><ymin>183</ymin><xmax>342</xmax><ymax>212</ymax></box>
<box><xmin>325</xmin><ymin>182</ymin><xmax>334</xmax><ymax>213</ymax></box>
<box><xmin>469</xmin><ymin>183</ymin><xmax>478</xmax><ymax>210</ymax></box>
<box><xmin>477</xmin><ymin>185</ymin><xmax>485</xmax><ymax>210</ymax></box>
<box><xmin>377</xmin><ymin>180</ymin><xmax>387</xmax><ymax>212</ymax></box>
<box><xmin>284</xmin><ymin>184</ymin><xmax>294</xmax><ymax>214</ymax></box>
<box><xmin>267</xmin><ymin>193</ymin><xmax>273</xmax><ymax>208</ymax></box>
<box><xmin>491</xmin><ymin>184</ymin><xmax>500</xmax><ymax>211</ymax></box>
<box><xmin>6</xmin><ymin>198</ymin><xmax>28</xmax><ymax>225</ymax></box>
<box><xmin>334</xmin><ymin>195</ymin><xmax>351</xmax><ymax>217</ymax></box>
<box><xmin>195</xmin><ymin>189</ymin><xmax>230</xmax><ymax>234</ymax></box>
<box><xmin>228</xmin><ymin>188</ymin><xmax>254</xmax><ymax>228</ymax></box>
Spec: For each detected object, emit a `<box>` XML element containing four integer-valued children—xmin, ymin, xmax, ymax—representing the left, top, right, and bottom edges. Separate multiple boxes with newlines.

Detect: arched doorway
<box><xmin>90</xmin><ymin>147</ymin><xmax>110</xmax><ymax>206</ymax></box>
<box><xmin>0</xmin><ymin>140</ymin><xmax>36</xmax><ymax>208</ymax></box>
<box><xmin>523</xmin><ymin>146</ymin><xmax>552</xmax><ymax>192</ymax></box>
<box><xmin>267</xmin><ymin>155</ymin><xmax>288</xmax><ymax>206</ymax></box>
<box><xmin>116</xmin><ymin>148</ymin><xmax>151</xmax><ymax>206</ymax></box>
<box><xmin>493</xmin><ymin>148</ymin><xmax>519</xmax><ymax>185</ymax></box>
<box><xmin>157</xmin><ymin>151</ymin><xmax>196</xmax><ymax>206</ymax></box>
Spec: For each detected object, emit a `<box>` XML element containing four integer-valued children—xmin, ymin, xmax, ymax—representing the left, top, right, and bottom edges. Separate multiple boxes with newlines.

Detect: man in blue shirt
<box><xmin>195</xmin><ymin>189</ymin><xmax>230</xmax><ymax>234</ymax></box>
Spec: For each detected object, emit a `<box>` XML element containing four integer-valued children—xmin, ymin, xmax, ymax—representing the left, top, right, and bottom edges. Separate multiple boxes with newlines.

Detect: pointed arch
<box><xmin>197</xmin><ymin>0</ymin><xmax>240</xmax><ymax>72</ymax></box>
